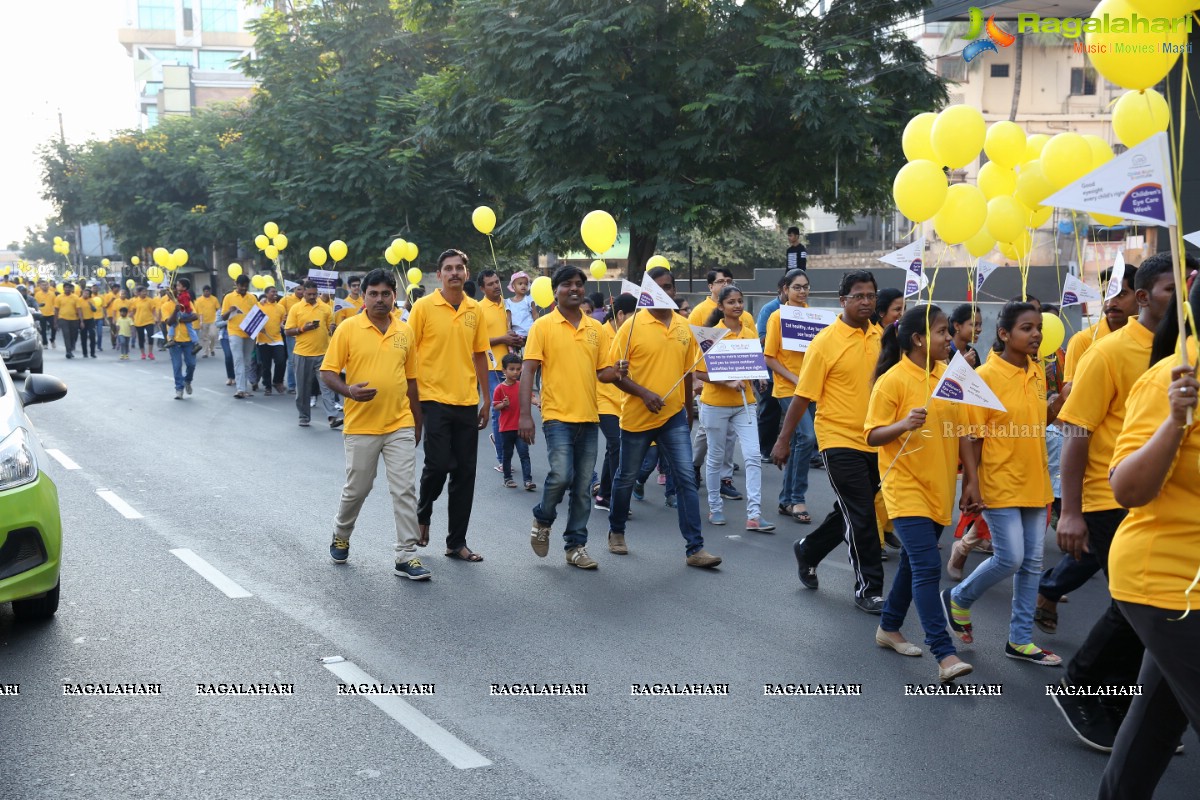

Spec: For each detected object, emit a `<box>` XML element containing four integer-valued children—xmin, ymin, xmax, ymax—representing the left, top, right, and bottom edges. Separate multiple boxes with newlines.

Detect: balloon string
<box><xmin>487</xmin><ymin>234</ymin><xmax>500</xmax><ymax>272</ymax></box>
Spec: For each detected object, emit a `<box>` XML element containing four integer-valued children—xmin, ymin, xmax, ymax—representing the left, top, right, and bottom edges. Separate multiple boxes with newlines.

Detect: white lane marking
<box><xmin>201</xmin><ymin>388</ymin><xmax>224</xmax><ymax>396</ymax></box>
<box><xmin>320</xmin><ymin>657</ymin><xmax>491</xmax><ymax>770</ymax></box>
<box><xmin>45</xmin><ymin>449</ymin><xmax>81</xmax><ymax>470</ymax></box>
<box><xmin>96</xmin><ymin>489</ymin><xmax>143</xmax><ymax>519</ymax></box>
<box><xmin>169</xmin><ymin>548</ymin><xmax>253</xmax><ymax>599</ymax></box>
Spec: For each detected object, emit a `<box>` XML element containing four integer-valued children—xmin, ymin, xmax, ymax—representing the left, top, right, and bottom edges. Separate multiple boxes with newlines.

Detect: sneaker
<box><xmin>708</xmin><ymin>510</ymin><xmax>727</xmax><ymax>526</ymax></box>
<box><xmin>941</xmin><ymin>588</ymin><xmax>974</xmax><ymax>644</ymax></box>
<box><xmin>656</xmin><ymin>474</ymin><xmax>666</xmax><ymax>485</ymax></box>
<box><xmin>329</xmin><ymin>417</ymin><xmax>343</xmax><ymax>429</ymax></box>
<box><xmin>793</xmin><ymin>540</ymin><xmax>819</xmax><ymax>589</ymax></box>
<box><xmin>530</xmin><ymin>519</ymin><xmax>551</xmax><ymax>557</ymax></box>
<box><xmin>148</xmin><ymin>352</ymin><xmax>155</xmax><ymax>360</ymax></box>
<box><xmin>395</xmin><ymin>557</ymin><xmax>432</xmax><ymax>580</ymax></box>
<box><xmin>140</xmin><ymin>353</ymin><xmax>146</xmax><ymax>360</ymax></box>
<box><xmin>184</xmin><ymin>382</ymin><xmax>192</xmax><ymax>395</ymax></box>
<box><xmin>686</xmin><ymin>549</ymin><xmax>722</xmax><ymax>569</ymax></box>
<box><xmin>854</xmin><ymin>596</ymin><xmax>885</xmax><ymax>615</ymax></box>
<box><xmin>746</xmin><ymin>517</ymin><xmax>776</xmax><ymax>533</ymax></box>
<box><xmin>884</xmin><ymin>531</ymin><xmax>902</xmax><ymax>550</ymax></box>
<box><xmin>330</xmin><ymin>537</ymin><xmax>350</xmax><ymax>563</ymax></box>
<box><xmin>719</xmin><ymin>479</ymin><xmax>743</xmax><ymax>500</ymax></box>
<box><xmin>607</xmin><ymin>532</ymin><xmax>628</xmax><ymax>555</ymax></box>
<box><xmin>664</xmin><ymin>494</ymin><xmax>677</xmax><ymax>509</ymax></box>
<box><xmin>566</xmin><ymin>546</ymin><xmax>598</xmax><ymax>569</ymax></box>
<box><xmin>174</xmin><ymin>390</ymin><xmax>183</xmax><ymax>400</ymax></box>
<box><xmin>593</xmin><ymin>495</ymin><xmax>610</xmax><ymax>511</ymax></box>
<box><xmin>632</xmin><ymin>482</ymin><xmax>645</xmax><ymax>501</ymax></box>
<box><xmin>1005</xmin><ymin>642</ymin><xmax>1063</xmax><ymax>666</ymax></box>
<box><xmin>299</xmin><ymin>419</ymin><xmax>311</xmax><ymax>427</ymax></box>
<box><xmin>1050</xmin><ymin>678</ymin><xmax>1118</xmax><ymax>752</ymax></box>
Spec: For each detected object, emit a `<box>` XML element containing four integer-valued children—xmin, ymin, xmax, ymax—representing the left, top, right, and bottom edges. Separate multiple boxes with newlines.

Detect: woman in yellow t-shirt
<box><xmin>695</xmin><ymin>285</ymin><xmax>774</xmax><ymax>532</ymax></box>
<box><xmin>944</xmin><ymin>300</ymin><xmax>1065</xmax><ymax>666</ymax></box>
<box><xmin>866</xmin><ymin>304</ymin><xmax>978</xmax><ymax>683</ymax></box>
<box><xmin>764</xmin><ymin>268</ymin><xmax>815</xmax><ymax>523</ymax></box>
<box><xmin>1099</xmin><ymin>275</ymin><xmax>1200</xmax><ymax>796</ymax></box>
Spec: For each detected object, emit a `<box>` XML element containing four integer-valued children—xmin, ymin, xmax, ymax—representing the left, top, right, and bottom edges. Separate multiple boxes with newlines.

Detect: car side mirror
<box><xmin>21</xmin><ymin>374</ymin><xmax>68</xmax><ymax>407</ymax></box>
<box><xmin>0</xmin><ymin>303</ymin><xmax>11</xmax><ymax>319</ymax></box>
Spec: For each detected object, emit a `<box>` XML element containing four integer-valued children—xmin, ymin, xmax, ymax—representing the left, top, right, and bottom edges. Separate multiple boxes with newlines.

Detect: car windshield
<box><xmin>0</xmin><ymin>288</ymin><xmax>31</xmax><ymax>317</ymax></box>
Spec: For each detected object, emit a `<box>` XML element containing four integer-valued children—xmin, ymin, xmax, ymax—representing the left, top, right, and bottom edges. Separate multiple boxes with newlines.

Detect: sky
<box><xmin>0</xmin><ymin>0</ymin><xmax>132</xmax><ymax>248</ymax></box>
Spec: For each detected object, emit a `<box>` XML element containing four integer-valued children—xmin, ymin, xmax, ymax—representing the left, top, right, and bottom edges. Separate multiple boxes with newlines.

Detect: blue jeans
<box><xmin>221</xmin><ymin>333</ymin><xmax>235</xmax><ymax>380</ymax></box>
<box><xmin>488</xmin><ymin>370</ymin><xmax>504</xmax><ymax>464</ymax></box>
<box><xmin>284</xmin><ymin>335</ymin><xmax>296</xmax><ymax>390</ymax></box>
<box><xmin>882</xmin><ymin>517</ymin><xmax>956</xmax><ymax>661</ymax></box>
<box><xmin>533</xmin><ymin>421</ymin><xmax>599</xmax><ymax>549</ymax></box>
<box><xmin>609</xmin><ymin>412</ymin><xmax>704</xmax><ymax>555</ymax></box>
<box><xmin>1046</xmin><ymin>424</ymin><xmax>1063</xmax><ymax>499</ymax></box>
<box><xmin>1039</xmin><ymin>550</ymin><xmax>1100</xmax><ymax>602</ymax></box>
<box><xmin>500</xmin><ymin>430</ymin><xmax>532</xmax><ymax>483</ymax></box>
<box><xmin>597</xmin><ymin>413</ymin><xmax>621</xmax><ymax>499</ymax></box>
<box><xmin>951</xmin><ymin>506</ymin><xmax>1046</xmax><ymax>645</ymax></box>
<box><xmin>776</xmin><ymin>397</ymin><xmax>816</xmax><ymax>507</ymax></box>
<box><xmin>636</xmin><ymin>444</ymin><xmax>676</xmax><ymax>496</ymax></box>
<box><xmin>169</xmin><ymin>342</ymin><xmax>196</xmax><ymax>391</ymax></box>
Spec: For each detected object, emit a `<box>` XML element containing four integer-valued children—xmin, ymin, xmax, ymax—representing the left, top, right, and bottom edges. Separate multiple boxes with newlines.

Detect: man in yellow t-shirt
<box><xmin>221</xmin><ymin>275</ymin><xmax>260</xmax><ymax>397</ymax></box>
<box><xmin>255</xmin><ymin>286</ymin><xmax>288</xmax><ymax>394</ymax></box>
<box><xmin>479</xmin><ymin>269</ymin><xmax>520</xmax><ymax>468</ymax></box>
<box><xmin>332</xmin><ymin>275</ymin><xmax>364</xmax><ymax>329</ymax></box>
<box><xmin>772</xmin><ymin>270</ymin><xmax>884</xmax><ymax>611</ymax></box>
<box><xmin>53</xmin><ymin>282</ymin><xmax>86</xmax><ymax>359</ymax></box>
<box><xmin>285</xmin><ymin>279</ymin><xmax>339</xmax><ymax>426</ymax></box>
<box><xmin>34</xmin><ymin>280</ymin><xmax>58</xmax><ymax>348</ymax></box>
<box><xmin>320</xmin><ymin>268</ymin><xmax>427</xmax><ymax>579</ymax></box>
<box><xmin>193</xmin><ymin>284</ymin><xmax>221</xmax><ymax>358</ymax></box>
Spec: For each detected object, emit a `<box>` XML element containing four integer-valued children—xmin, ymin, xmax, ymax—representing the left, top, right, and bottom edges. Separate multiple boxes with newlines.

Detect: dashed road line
<box><xmin>96</xmin><ymin>489</ymin><xmax>144</xmax><ymax>519</ymax></box>
<box><xmin>169</xmin><ymin>548</ymin><xmax>253</xmax><ymax>599</ymax></box>
<box><xmin>45</xmin><ymin>449</ymin><xmax>81</xmax><ymax>470</ymax></box>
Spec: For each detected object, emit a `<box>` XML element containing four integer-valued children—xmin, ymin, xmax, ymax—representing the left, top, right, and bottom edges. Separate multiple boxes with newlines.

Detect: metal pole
<box><xmin>688</xmin><ymin>245</ymin><xmax>693</xmax><ymax>293</ymax></box>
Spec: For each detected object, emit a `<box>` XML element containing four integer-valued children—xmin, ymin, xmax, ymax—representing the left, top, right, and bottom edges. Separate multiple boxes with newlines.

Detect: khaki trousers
<box><xmin>334</xmin><ymin>427</ymin><xmax>419</xmax><ymax>555</ymax></box>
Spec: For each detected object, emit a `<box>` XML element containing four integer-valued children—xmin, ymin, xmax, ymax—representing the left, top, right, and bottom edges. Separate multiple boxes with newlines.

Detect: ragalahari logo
<box><xmin>963</xmin><ymin>7</ymin><xmax>1016</xmax><ymax>62</ymax></box>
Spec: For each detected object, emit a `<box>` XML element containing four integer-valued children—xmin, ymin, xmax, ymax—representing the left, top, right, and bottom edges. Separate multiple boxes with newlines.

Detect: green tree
<box><xmin>421</xmin><ymin>0</ymin><xmax>945</xmax><ymax>280</ymax></box>
<box><xmin>658</xmin><ymin>223</ymin><xmax>789</xmax><ymax>277</ymax></box>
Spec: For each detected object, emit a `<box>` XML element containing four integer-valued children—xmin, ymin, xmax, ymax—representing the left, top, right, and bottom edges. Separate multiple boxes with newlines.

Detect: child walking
<box><xmin>493</xmin><ymin>354</ymin><xmax>535</xmax><ymax>490</ymax></box>
<box><xmin>116</xmin><ymin>306</ymin><xmax>134</xmax><ymax>360</ymax></box>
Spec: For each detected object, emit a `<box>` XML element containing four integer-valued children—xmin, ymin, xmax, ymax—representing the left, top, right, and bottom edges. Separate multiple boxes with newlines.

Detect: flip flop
<box><xmin>1035</xmin><ymin>606</ymin><xmax>1058</xmax><ymax>635</ymax></box>
<box><xmin>793</xmin><ymin>509</ymin><xmax>812</xmax><ymax>524</ymax></box>
<box><xmin>445</xmin><ymin>548</ymin><xmax>483</xmax><ymax>562</ymax></box>
<box><xmin>417</xmin><ymin>524</ymin><xmax>429</xmax><ymax>548</ymax></box>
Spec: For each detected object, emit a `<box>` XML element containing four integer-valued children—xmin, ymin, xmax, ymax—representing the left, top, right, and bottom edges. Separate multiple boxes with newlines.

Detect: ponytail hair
<box><xmin>992</xmin><ymin>300</ymin><xmax>1038</xmax><ymax>354</ymax></box>
<box><xmin>874</xmin><ymin>304</ymin><xmax>942</xmax><ymax>381</ymax></box>
<box><xmin>705</xmin><ymin>285</ymin><xmax>742</xmax><ymax>328</ymax></box>
<box><xmin>1150</xmin><ymin>257</ymin><xmax>1200</xmax><ymax>365</ymax></box>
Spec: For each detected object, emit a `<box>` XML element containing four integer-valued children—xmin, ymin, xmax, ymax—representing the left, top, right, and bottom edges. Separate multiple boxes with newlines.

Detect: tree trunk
<box><xmin>1008</xmin><ymin>36</ymin><xmax>1024</xmax><ymax>122</ymax></box>
<box><xmin>625</xmin><ymin>227</ymin><xmax>658</xmax><ymax>285</ymax></box>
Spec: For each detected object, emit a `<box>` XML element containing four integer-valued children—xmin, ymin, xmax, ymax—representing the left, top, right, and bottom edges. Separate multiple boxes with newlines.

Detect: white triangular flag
<box><xmin>1043</xmin><ymin>132</ymin><xmax>1177</xmax><ymax>227</ymax></box>
<box><xmin>1061</xmin><ymin>273</ymin><xmax>1103</xmax><ymax>308</ymax></box>
<box><xmin>1105</xmin><ymin>252</ymin><xmax>1126</xmax><ymax>302</ymax></box>
<box><xmin>932</xmin><ymin>352</ymin><xmax>1007</xmax><ymax>411</ymax></box>
<box><xmin>239</xmin><ymin>305</ymin><xmax>268</xmax><ymax>337</ymax></box>
<box><xmin>284</xmin><ymin>279</ymin><xmax>300</xmax><ymax>291</ymax></box>
<box><xmin>903</xmin><ymin>270</ymin><xmax>929</xmax><ymax>299</ymax></box>
<box><xmin>636</xmin><ymin>272</ymin><xmax>678</xmax><ymax>309</ymax></box>
<box><xmin>333</xmin><ymin>297</ymin><xmax>352</xmax><ymax>313</ymax></box>
<box><xmin>879</xmin><ymin>237</ymin><xmax>925</xmax><ymax>281</ymax></box>
<box><xmin>1183</xmin><ymin>230</ymin><xmax>1200</xmax><ymax>248</ymax></box>
<box><xmin>975</xmin><ymin>260</ymin><xmax>1000</xmax><ymax>293</ymax></box>
<box><xmin>688</xmin><ymin>325</ymin><xmax>731</xmax><ymax>353</ymax></box>
<box><xmin>620</xmin><ymin>279</ymin><xmax>639</xmax><ymax>297</ymax></box>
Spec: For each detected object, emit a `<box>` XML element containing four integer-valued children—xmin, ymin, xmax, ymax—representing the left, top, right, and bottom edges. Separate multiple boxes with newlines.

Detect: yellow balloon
<box><xmin>1015</xmin><ymin>160</ymin><xmax>1054</xmax><ymax>210</ymax></box>
<box><xmin>405</xmin><ymin>242</ymin><xmax>418</xmax><ymax>263</ymax></box>
<box><xmin>126</xmin><ymin>278</ymin><xmax>135</xmax><ymax>289</ymax></box>
<box><xmin>985</xmin><ymin>195</ymin><xmax>1027</xmax><ymax>243</ymax></box>
<box><xmin>646</xmin><ymin>254</ymin><xmax>671</xmax><ymax>271</ymax></box>
<box><xmin>1041</xmin><ymin>133</ymin><xmax>1093</xmax><ymax>190</ymax></box>
<box><xmin>983</xmin><ymin>121</ymin><xmax>1027</xmax><ymax>169</ymax></box>
<box><xmin>264</xmin><ymin>245</ymin><xmax>279</xmax><ymax>261</ymax></box>
<box><xmin>172</xmin><ymin>248</ymin><xmax>188</xmax><ymax>268</ymax></box>
<box><xmin>964</xmin><ymin>228</ymin><xmax>996</xmax><ymax>258</ymax></box>
<box><xmin>933</xmin><ymin>184</ymin><xmax>987</xmax><ymax>245</ymax></box>
<box><xmin>589</xmin><ymin>260</ymin><xmax>607</xmax><ymax>280</ymax></box>
<box><xmin>1091</xmin><ymin>213</ymin><xmax>1125</xmax><ymax>226</ymax></box>
<box><xmin>1080</xmin><ymin>135</ymin><xmax>1114</xmax><ymax>169</ymax></box>
<box><xmin>153</xmin><ymin>247</ymin><xmax>169</xmax><ymax>267</ymax></box>
<box><xmin>1086</xmin><ymin>0</ymin><xmax>1187</xmax><ymax>91</ymax></box>
<box><xmin>472</xmin><ymin>206</ymin><xmax>497</xmax><ymax>236</ymax></box>
<box><xmin>53</xmin><ymin>236</ymin><xmax>63</xmax><ymax>245</ymax></box>
<box><xmin>328</xmin><ymin>240</ymin><xmax>348</xmax><ymax>262</ymax></box>
<box><xmin>1112</xmin><ymin>89</ymin><xmax>1171</xmax><ymax>148</ymax></box>
<box><xmin>227</xmin><ymin>263</ymin><xmax>243</xmax><ymax>279</ymax></box>
<box><xmin>264</xmin><ymin>275</ymin><xmax>275</xmax><ymax>287</ymax></box>
<box><xmin>97</xmin><ymin>267</ymin><xmax>107</xmax><ymax>278</ymax></box>
<box><xmin>1025</xmin><ymin>203</ymin><xmax>1052</xmax><ymax>229</ymax></box>
<box><xmin>1023</xmin><ymin>133</ymin><xmax>1050</xmax><ymax>163</ymax></box>
<box><xmin>407</xmin><ymin>267</ymin><xmax>423</xmax><ymax>285</ymax></box>
<box><xmin>385</xmin><ymin>247</ymin><xmax>402</xmax><ymax>266</ymax></box>
<box><xmin>530</xmin><ymin>275</ymin><xmax>554</xmax><ymax>308</ymax></box>
<box><xmin>309</xmin><ymin>246</ymin><xmax>328</xmax><ymax>267</ymax></box>
<box><xmin>251</xmin><ymin>274</ymin><xmax>267</xmax><ymax>290</ymax></box>
<box><xmin>892</xmin><ymin>159</ymin><xmax>948</xmax><ymax>223</ymax></box>
<box><xmin>273</xmin><ymin>233</ymin><xmax>288</xmax><ymax>251</ymax></box>
<box><xmin>131</xmin><ymin>256</ymin><xmax>140</xmax><ymax>266</ymax></box>
<box><xmin>1127</xmin><ymin>0</ymin><xmax>1200</xmax><ymax>13</ymax></box>
<box><xmin>1010</xmin><ymin>230</ymin><xmax>1034</xmax><ymax>261</ymax></box>
<box><xmin>392</xmin><ymin>238</ymin><xmax>406</xmax><ymax>251</ymax></box>
<box><xmin>580</xmin><ymin>210</ymin><xmax>618</xmax><ymax>254</ymax></box>
<box><xmin>901</xmin><ymin>113</ymin><xmax>938</xmax><ymax>162</ymax></box>
<box><xmin>977</xmin><ymin>162</ymin><xmax>1017</xmax><ymax>200</ymax></box>
<box><xmin>263</xmin><ymin>221</ymin><xmax>279</xmax><ymax>238</ymax></box>
<box><xmin>254</xmin><ymin>234</ymin><xmax>269</xmax><ymax>251</ymax></box>
<box><xmin>101</xmin><ymin>258</ymin><xmax>111</xmax><ymax>268</ymax></box>
<box><xmin>146</xmin><ymin>266</ymin><xmax>164</xmax><ymax>283</ymax></box>
<box><xmin>930</xmin><ymin>105</ymin><xmax>986</xmax><ymax>170</ymax></box>
<box><xmin>1039</xmin><ymin>312</ymin><xmax>1065</xmax><ymax>359</ymax></box>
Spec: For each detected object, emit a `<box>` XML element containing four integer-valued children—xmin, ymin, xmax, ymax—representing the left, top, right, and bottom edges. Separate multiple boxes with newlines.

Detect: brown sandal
<box><xmin>1035</xmin><ymin>606</ymin><xmax>1058</xmax><ymax>634</ymax></box>
<box><xmin>445</xmin><ymin>547</ymin><xmax>483</xmax><ymax>562</ymax></box>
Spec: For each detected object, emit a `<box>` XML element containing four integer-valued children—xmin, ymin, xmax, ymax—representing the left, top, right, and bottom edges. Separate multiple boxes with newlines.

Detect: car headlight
<box><xmin>12</xmin><ymin>327</ymin><xmax>37</xmax><ymax>342</ymax></box>
<box><xmin>0</xmin><ymin>428</ymin><xmax>38</xmax><ymax>491</ymax></box>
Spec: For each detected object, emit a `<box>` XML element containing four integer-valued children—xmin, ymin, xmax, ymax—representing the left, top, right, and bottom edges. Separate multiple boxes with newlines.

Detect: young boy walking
<box><xmin>494</xmin><ymin>353</ymin><xmax>535</xmax><ymax>490</ymax></box>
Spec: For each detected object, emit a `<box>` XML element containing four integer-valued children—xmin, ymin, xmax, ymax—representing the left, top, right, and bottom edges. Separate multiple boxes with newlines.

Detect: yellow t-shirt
<box><xmin>865</xmin><ymin>358</ymin><xmax>966</xmax><ymax>526</ymax></box>
<box><xmin>407</xmin><ymin>290</ymin><xmax>489</xmax><ymax>406</ymax></box>
<box><xmin>763</xmin><ymin>308</ymin><xmax>806</xmax><ymax>400</ymax></box>
<box><xmin>111</xmin><ymin>297</ymin><xmax>132</xmax><ymax>321</ymax></box>
<box><xmin>793</xmin><ymin>317</ymin><xmax>882</xmax><ymax>453</ymax></box>
<box><xmin>79</xmin><ymin>297</ymin><xmax>96</xmax><ymax>321</ymax></box>
<box><xmin>34</xmin><ymin>289</ymin><xmax>57</xmax><ymax>311</ymax></box>
<box><xmin>286</xmin><ymin>300</ymin><xmax>333</xmax><ymax>356</ymax></box>
<box><xmin>116</xmin><ymin>316</ymin><xmax>134</xmax><ymax>337</ymax></box>
<box><xmin>194</xmin><ymin>294</ymin><xmax>220</xmax><ymax>324</ymax></box>
<box><xmin>221</xmin><ymin>291</ymin><xmax>259</xmax><ymax>339</ymax></box>
<box><xmin>54</xmin><ymin>294</ymin><xmax>84</xmax><ymax>321</ymax></box>
<box><xmin>1055</xmin><ymin>320</ymin><xmax>1154</xmax><ymax>513</ymax></box>
<box><xmin>159</xmin><ymin>300</ymin><xmax>194</xmax><ymax>344</ymax></box>
<box><xmin>523</xmin><ymin>309</ymin><xmax>612</xmax><ymax>423</ymax></box>
<box><xmin>1064</xmin><ymin>317</ymin><xmax>1113</xmax><ymax>383</ymax></box>
<box><xmin>967</xmin><ymin>354</ymin><xmax>1053</xmax><ymax>508</ymax></box>
<box><xmin>1108</xmin><ymin>343</ymin><xmax>1200</xmax><ymax>611</ymax></box>
<box><xmin>608</xmin><ymin>310</ymin><xmax>699</xmax><ymax>433</ymax></box>
<box><xmin>321</xmin><ymin>313</ymin><xmax>419</xmax><ymax>434</ymax></box>
<box><xmin>596</xmin><ymin>322</ymin><xmax>623</xmax><ymax>417</ymax></box>
<box><xmin>695</xmin><ymin>322</ymin><xmax>758</xmax><ymax>408</ymax></box>
<box><xmin>280</xmin><ymin>293</ymin><xmax>302</xmax><ymax>319</ymax></box>
<box><xmin>130</xmin><ymin>296</ymin><xmax>155</xmax><ymax>327</ymax></box>
<box><xmin>102</xmin><ymin>291</ymin><xmax>118</xmax><ymax>318</ymax></box>
<box><xmin>479</xmin><ymin>295</ymin><xmax>510</xmax><ymax>371</ymax></box>
<box><xmin>688</xmin><ymin>298</ymin><xmax>757</xmax><ymax>335</ymax></box>
<box><xmin>334</xmin><ymin>295</ymin><xmax>364</xmax><ymax>326</ymax></box>
<box><xmin>256</xmin><ymin>301</ymin><xmax>286</xmax><ymax>344</ymax></box>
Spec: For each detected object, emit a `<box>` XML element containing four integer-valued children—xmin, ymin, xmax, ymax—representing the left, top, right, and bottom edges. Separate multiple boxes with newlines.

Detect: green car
<box><xmin>0</xmin><ymin>301</ymin><xmax>67</xmax><ymax>620</ymax></box>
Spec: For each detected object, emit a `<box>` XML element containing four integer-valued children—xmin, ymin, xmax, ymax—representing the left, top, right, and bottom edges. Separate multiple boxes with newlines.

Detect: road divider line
<box><xmin>45</xmin><ymin>449</ymin><xmax>81</xmax><ymax>470</ymax></box>
<box><xmin>320</xmin><ymin>657</ymin><xmax>491</xmax><ymax>769</ymax></box>
<box><xmin>96</xmin><ymin>489</ymin><xmax>143</xmax><ymax>519</ymax></box>
<box><xmin>169</xmin><ymin>548</ymin><xmax>253</xmax><ymax>599</ymax></box>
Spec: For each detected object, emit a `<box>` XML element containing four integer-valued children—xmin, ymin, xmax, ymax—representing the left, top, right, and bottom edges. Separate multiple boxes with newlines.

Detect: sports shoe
<box><xmin>184</xmin><ymin>382</ymin><xmax>193</xmax><ymax>395</ymax></box>
<box><xmin>174</xmin><ymin>390</ymin><xmax>183</xmax><ymax>400</ymax></box>
<box><xmin>656</xmin><ymin>474</ymin><xmax>667</xmax><ymax>485</ymax></box>
<box><xmin>664</xmin><ymin>494</ymin><xmax>677</xmax><ymax>509</ymax></box>
<box><xmin>607</xmin><ymin>532</ymin><xmax>628</xmax><ymax>555</ymax></box>
<box><xmin>708</xmin><ymin>510</ymin><xmax>727</xmax><ymax>526</ymax></box>
<box><xmin>1005</xmin><ymin>642</ymin><xmax>1063</xmax><ymax>666</ymax></box>
<box><xmin>686</xmin><ymin>549</ymin><xmax>722</xmax><ymax>569</ymax></box>
<box><xmin>854</xmin><ymin>596</ymin><xmax>885</xmax><ymax>615</ymax></box>
<box><xmin>1050</xmin><ymin>678</ymin><xmax>1117</xmax><ymax>752</ymax></box>
<box><xmin>632</xmin><ymin>482</ymin><xmax>645</xmax><ymax>501</ymax></box>
<box><xmin>566</xmin><ymin>546</ymin><xmax>598</xmax><ymax>569</ymax></box>
<box><xmin>148</xmin><ymin>352</ymin><xmax>155</xmax><ymax>360</ymax></box>
<box><xmin>719</xmin><ymin>479</ymin><xmax>742</xmax><ymax>500</ymax></box>
<box><xmin>793</xmin><ymin>540</ymin><xmax>818</xmax><ymax>589</ymax></box>
<box><xmin>140</xmin><ymin>353</ymin><xmax>146</xmax><ymax>360</ymax></box>
<box><xmin>329</xmin><ymin>417</ymin><xmax>343</xmax><ymax>429</ymax></box>
<box><xmin>330</xmin><ymin>537</ymin><xmax>350</xmax><ymax>564</ymax></box>
<box><xmin>395</xmin><ymin>557</ymin><xmax>431</xmax><ymax>580</ymax></box>
<box><xmin>531</xmin><ymin>519</ymin><xmax>551</xmax><ymax>557</ymax></box>
<box><xmin>593</xmin><ymin>495</ymin><xmax>610</xmax><ymax>511</ymax></box>
<box><xmin>746</xmin><ymin>517</ymin><xmax>776</xmax><ymax>533</ymax></box>
<box><xmin>298</xmin><ymin>419</ymin><xmax>311</xmax><ymax>427</ymax></box>
<box><xmin>941</xmin><ymin>588</ymin><xmax>974</xmax><ymax>644</ymax></box>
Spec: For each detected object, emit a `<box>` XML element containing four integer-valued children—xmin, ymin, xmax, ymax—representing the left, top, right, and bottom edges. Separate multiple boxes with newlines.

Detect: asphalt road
<box><xmin>2</xmin><ymin>343</ymin><xmax>1196</xmax><ymax>800</ymax></box>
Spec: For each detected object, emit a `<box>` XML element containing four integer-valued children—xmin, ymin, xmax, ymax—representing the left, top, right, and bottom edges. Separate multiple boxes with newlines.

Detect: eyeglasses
<box><xmin>788</xmin><ymin>284</ymin><xmax>810</xmax><ymax>292</ymax></box>
<box><xmin>843</xmin><ymin>293</ymin><xmax>878</xmax><ymax>302</ymax></box>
